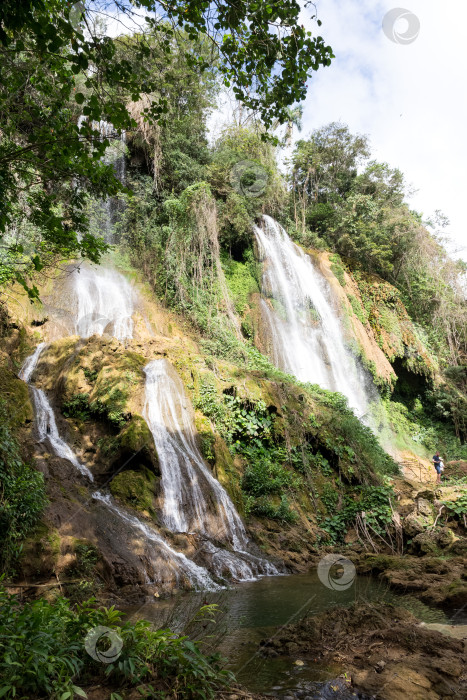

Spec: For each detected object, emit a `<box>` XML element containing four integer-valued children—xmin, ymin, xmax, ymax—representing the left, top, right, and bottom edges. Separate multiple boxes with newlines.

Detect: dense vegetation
<box><xmin>0</xmin><ymin>0</ymin><xmax>331</xmax><ymax>297</ymax></box>
<box><xmin>0</xmin><ymin>589</ymin><xmax>230</xmax><ymax>699</ymax></box>
<box><xmin>0</xmin><ymin>400</ymin><xmax>47</xmax><ymax>574</ymax></box>
<box><xmin>0</xmin><ymin>2</ymin><xmax>466</xmax><ymax>698</ymax></box>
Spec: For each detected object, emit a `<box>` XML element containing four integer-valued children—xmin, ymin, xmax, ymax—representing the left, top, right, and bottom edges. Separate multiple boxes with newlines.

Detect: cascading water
<box><xmin>143</xmin><ymin>359</ymin><xmax>279</xmax><ymax>580</ymax></box>
<box><xmin>144</xmin><ymin>359</ymin><xmax>248</xmax><ymax>548</ymax></box>
<box><xmin>72</xmin><ymin>265</ymin><xmax>134</xmax><ymax>340</ymax></box>
<box><xmin>254</xmin><ymin>216</ymin><xmax>371</xmax><ymax>419</ymax></box>
<box><xmin>20</xmin><ymin>148</ymin><xmax>279</xmax><ymax>587</ymax></box>
<box><xmin>20</xmin><ymin>344</ymin><xmax>93</xmax><ymax>481</ymax></box>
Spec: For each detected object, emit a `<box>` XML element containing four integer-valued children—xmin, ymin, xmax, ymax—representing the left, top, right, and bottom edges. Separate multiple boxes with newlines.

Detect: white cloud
<box><xmin>298</xmin><ymin>0</ymin><xmax>467</xmax><ymax>259</ymax></box>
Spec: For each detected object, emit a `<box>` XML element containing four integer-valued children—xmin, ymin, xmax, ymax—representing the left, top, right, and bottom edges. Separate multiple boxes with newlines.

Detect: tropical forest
<box><xmin>0</xmin><ymin>1</ymin><xmax>466</xmax><ymax>699</ymax></box>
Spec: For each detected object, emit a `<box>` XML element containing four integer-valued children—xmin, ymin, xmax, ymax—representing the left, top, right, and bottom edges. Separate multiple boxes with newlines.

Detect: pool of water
<box><xmin>124</xmin><ymin>572</ymin><xmax>460</xmax><ymax>696</ymax></box>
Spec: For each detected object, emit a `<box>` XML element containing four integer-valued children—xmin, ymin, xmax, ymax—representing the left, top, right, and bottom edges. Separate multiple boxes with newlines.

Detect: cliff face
<box><xmin>1</xmin><ymin>248</ymin><xmax>463</xmax><ymax>601</ymax></box>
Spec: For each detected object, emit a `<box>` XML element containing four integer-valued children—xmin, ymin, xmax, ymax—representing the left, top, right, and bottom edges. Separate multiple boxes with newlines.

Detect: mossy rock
<box><xmin>19</xmin><ymin>522</ymin><xmax>61</xmax><ymax>579</ymax></box>
<box><xmin>0</xmin><ymin>364</ymin><xmax>33</xmax><ymax>427</ymax></box>
<box><xmin>119</xmin><ymin>414</ymin><xmax>159</xmax><ymax>472</ymax></box>
<box><xmin>110</xmin><ymin>468</ymin><xmax>158</xmax><ymax>517</ymax></box>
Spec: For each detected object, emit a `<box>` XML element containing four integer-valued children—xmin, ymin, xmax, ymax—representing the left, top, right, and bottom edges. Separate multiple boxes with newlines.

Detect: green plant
<box><xmin>245</xmin><ymin>495</ymin><xmax>298</xmax><ymax>523</ymax></box>
<box><xmin>318</xmin><ymin>485</ymin><xmax>395</xmax><ymax>543</ymax></box>
<box><xmin>62</xmin><ymin>393</ymin><xmax>129</xmax><ymax>431</ymax></box>
<box><xmin>441</xmin><ymin>493</ymin><xmax>467</xmax><ymax>523</ymax></box>
<box><xmin>330</xmin><ymin>253</ymin><xmax>346</xmax><ymax>286</ymax></box>
<box><xmin>0</xmin><ymin>401</ymin><xmax>48</xmax><ymax>573</ymax></box>
<box><xmin>82</xmin><ymin>367</ymin><xmax>98</xmax><ymax>383</ymax></box>
<box><xmin>0</xmin><ymin>590</ymin><xmax>233</xmax><ymax>699</ymax></box>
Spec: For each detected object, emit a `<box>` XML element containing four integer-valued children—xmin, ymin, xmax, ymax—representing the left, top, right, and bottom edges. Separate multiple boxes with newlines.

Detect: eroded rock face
<box><xmin>412</xmin><ymin>527</ymin><xmax>458</xmax><ymax>555</ymax></box>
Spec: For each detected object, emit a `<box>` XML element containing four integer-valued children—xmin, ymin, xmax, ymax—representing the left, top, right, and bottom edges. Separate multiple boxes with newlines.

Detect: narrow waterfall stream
<box><xmin>254</xmin><ymin>216</ymin><xmax>371</xmax><ymax>418</ymax></box>
<box><xmin>144</xmin><ymin>359</ymin><xmax>249</xmax><ymax>547</ymax></box>
<box><xmin>143</xmin><ymin>359</ymin><xmax>279</xmax><ymax>579</ymax></box>
<box><xmin>21</xmin><ymin>264</ymin><xmax>278</xmax><ymax>589</ymax></box>
<box><xmin>20</xmin><ymin>343</ymin><xmax>94</xmax><ymax>481</ymax></box>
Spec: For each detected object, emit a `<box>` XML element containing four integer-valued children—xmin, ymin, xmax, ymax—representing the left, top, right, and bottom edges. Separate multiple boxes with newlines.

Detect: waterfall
<box><xmin>143</xmin><ymin>359</ymin><xmax>249</xmax><ymax>548</ymax></box>
<box><xmin>72</xmin><ymin>265</ymin><xmax>134</xmax><ymax>340</ymax></box>
<box><xmin>78</xmin><ymin>117</ymin><xmax>127</xmax><ymax>243</ymax></box>
<box><xmin>19</xmin><ymin>342</ymin><xmax>46</xmax><ymax>383</ymax></box>
<box><xmin>143</xmin><ymin>359</ymin><xmax>279</xmax><ymax>579</ymax></box>
<box><xmin>20</xmin><ymin>344</ymin><xmax>93</xmax><ymax>481</ymax></box>
<box><xmin>254</xmin><ymin>216</ymin><xmax>371</xmax><ymax>418</ymax></box>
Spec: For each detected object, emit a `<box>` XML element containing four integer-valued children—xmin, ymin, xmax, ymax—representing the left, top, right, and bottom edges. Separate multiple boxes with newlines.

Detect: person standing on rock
<box><xmin>433</xmin><ymin>451</ymin><xmax>443</xmax><ymax>484</ymax></box>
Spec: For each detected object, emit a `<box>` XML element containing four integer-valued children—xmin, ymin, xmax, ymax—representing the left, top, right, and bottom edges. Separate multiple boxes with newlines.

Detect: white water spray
<box><xmin>72</xmin><ymin>266</ymin><xmax>134</xmax><ymax>340</ymax></box>
<box><xmin>144</xmin><ymin>359</ymin><xmax>248</xmax><ymax>549</ymax></box>
<box><xmin>143</xmin><ymin>359</ymin><xmax>279</xmax><ymax>579</ymax></box>
<box><xmin>254</xmin><ymin>216</ymin><xmax>371</xmax><ymax>418</ymax></box>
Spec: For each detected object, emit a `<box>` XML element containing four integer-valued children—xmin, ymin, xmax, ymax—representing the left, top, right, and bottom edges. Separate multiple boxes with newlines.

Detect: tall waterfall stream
<box><xmin>254</xmin><ymin>216</ymin><xmax>373</xmax><ymax>420</ymax></box>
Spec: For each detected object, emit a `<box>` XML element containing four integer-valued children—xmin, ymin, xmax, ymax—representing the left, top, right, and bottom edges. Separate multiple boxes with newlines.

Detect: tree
<box><xmin>0</xmin><ymin>0</ymin><xmax>333</xmax><ymax>296</ymax></box>
<box><xmin>290</xmin><ymin>122</ymin><xmax>370</xmax><ymax>233</ymax></box>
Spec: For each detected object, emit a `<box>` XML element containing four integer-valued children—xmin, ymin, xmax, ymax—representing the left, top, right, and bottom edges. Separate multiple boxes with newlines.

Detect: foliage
<box><xmin>0</xmin><ymin>400</ymin><xmax>47</xmax><ymax>573</ymax></box>
<box><xmin>195</xmin><ymin>383</ymin><xmax>273</xmax><ymax>447</ymax></box>
<box><xmin>441</xmin><ymin>493</ymin><xmax>467</xmax><ymax>521</ymax></box>
<box><xmin>0</xmin><ymin>590</ymin><xmax>233</xmax><ymax>699</ymax></box>
<box><xmin>244</xmin><ymin>494</ymin><xmax>298</xmax><ymax>523</ymax></box>
<box><xmin>62</xmin><ymin>393</ymin><xmax>129</xmax><ymax>431</ymax></box>
<box><xmin>310</xmin><ymin>386</ymin><xmax>399</xmax><ymax>479</ymax></box>
<box><xmin>319</xmin><ymin>485</ymin><xmax>395</xmax><ymax>543</ymax></box>
<box><xmin>378</xmin><ymin>395</ymin><xmax>467</xmax><ymax>461</ymax></box>
<box><xmin>0</xmin><ymin>0</ymin><xmax>333</xmax><ymax>296</ymax></box>
<box><xmin>222</xmin><ymin>250</ymin><xmax>260</xmax><ymax>315</ymax></box>
<box><xmin>329</xmin><ymin>253</ymin><xmax>345</xmax><ymax>286</ymax></box>
<box><xmin>210</xmin><ymin>125</ymin><xmax>285</xmax><ymax>238</ymax></box>
<box><xmin>242</xmin><ymin>445</ymin><xmax>303</xmax><ymax>496</ymax></box>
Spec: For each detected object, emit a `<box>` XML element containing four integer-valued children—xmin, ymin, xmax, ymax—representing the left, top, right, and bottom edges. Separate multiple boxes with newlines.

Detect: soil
<box><xmin>259</xmin><ymin>602</ymin><xmax>467</xmax><ymax>700</ymax></box>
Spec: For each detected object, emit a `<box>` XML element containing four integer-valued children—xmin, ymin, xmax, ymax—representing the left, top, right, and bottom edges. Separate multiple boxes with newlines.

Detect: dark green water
<box><xmin>125</xmin><ymin>572</ymin><xmax>457</xmax><ymax>696</ymax></box>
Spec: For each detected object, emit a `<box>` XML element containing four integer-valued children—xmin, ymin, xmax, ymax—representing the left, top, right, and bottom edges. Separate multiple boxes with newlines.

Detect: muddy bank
<box><xmin>259</xmin><ymin>602</ymin><xmax>467</xmax><ymax>700</ymax></box>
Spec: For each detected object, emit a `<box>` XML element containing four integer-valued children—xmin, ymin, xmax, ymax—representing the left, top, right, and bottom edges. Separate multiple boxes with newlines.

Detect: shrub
<box><xmin>0</xmin><ymin>401</ymin><xmax>47</xmax><ymax>573</ymax></box>
<box><xmin>0</xmin><ymin>590</ymin><xmax>233</xmax><ymax>699</ymax></box>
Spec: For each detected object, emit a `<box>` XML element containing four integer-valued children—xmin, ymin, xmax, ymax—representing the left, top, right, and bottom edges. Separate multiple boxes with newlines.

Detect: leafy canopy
<box><xmin>0</xmin><ymin>0</ymin><xmax>333</xmax><ymax>296</ymax></box>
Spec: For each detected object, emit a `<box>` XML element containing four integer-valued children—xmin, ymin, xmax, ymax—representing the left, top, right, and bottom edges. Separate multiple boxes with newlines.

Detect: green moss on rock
<box><xmin>119</xmin><ymin>414</ymin><xmax>158</xmax><ymax>469</ymax></box>
<box><xmin>110</xmin><ymin>468</ymin><xmax>158</xmax><ymax>516</ymax></box>
<box><xmin>0</xmin><ymin>364</ymin><xmax>33</xmax><ymax>427</ymax></box>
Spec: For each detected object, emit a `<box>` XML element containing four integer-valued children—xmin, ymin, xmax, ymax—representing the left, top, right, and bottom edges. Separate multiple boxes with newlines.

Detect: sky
<box><xmin>101</xmin><ymin>0</ymin><xmax>467</xmax><ymax>260</ymax></box>
<box><xmin>297</xmin><ymin>0</ymin><xmax>467</xmax><ymax>259</ymax></box>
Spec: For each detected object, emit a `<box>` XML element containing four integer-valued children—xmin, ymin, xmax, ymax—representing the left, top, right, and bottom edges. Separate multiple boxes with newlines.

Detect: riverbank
<box><xmin>259</xmin><ymin>602</ymin><xmax>467</xmax><ymax>700</ymax></box>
